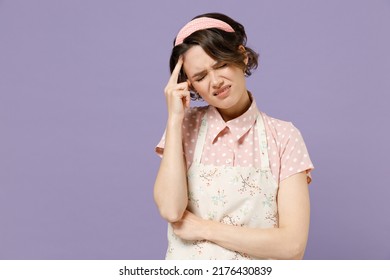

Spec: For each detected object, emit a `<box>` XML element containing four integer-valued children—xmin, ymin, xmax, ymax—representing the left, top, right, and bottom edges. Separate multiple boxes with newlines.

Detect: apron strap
<box><xmin>256</xmin><ymin>113</ymin><xmax>271</xmax><ymax>171</ymax></box>
<box><xmin>193</xmin><ymin>114</ymin><xmax>208</xmax><ymax>164</ymax></box>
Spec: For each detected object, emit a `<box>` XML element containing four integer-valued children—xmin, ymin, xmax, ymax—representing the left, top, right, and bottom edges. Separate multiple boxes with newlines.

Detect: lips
<box><xmin>213</xmin><ymin>85</ymin><xmax>231</xmax><ymax>96</ymax></box>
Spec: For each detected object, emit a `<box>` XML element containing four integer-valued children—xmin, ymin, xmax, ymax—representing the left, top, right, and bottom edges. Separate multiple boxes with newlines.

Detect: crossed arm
<box><xmin>154</xmin><ymin>59</ymin><xmax>310</xmax><ymax>259</ymax></box>
<box><xmin>170</xmin><ymin>172</ymin><xmax>311</xmax><ymax>260</ymax></box>
<box><xmin>154</xmin><ymin>130</ymin><xmax>311</xmax><ymax>259</ymax></box>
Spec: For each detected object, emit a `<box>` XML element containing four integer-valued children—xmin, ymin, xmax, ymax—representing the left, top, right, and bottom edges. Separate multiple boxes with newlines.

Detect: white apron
<box><xmin>166</xmin><ymin>113</ymin><xmax>278</xmax><ymax>260</ymax></box>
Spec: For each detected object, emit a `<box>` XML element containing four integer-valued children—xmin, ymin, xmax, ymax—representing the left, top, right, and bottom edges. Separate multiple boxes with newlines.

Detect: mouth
<box><xmin>213</xmin><ymin>85</ymin><xmax>231</xmax><ymax>96</ymax></box>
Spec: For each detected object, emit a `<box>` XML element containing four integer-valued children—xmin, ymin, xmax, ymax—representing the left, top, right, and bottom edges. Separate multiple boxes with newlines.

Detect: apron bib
<box><xmin>166</xmin><ymin>113</ymin><xmax>278</xmax><ymax>260</ymax></box>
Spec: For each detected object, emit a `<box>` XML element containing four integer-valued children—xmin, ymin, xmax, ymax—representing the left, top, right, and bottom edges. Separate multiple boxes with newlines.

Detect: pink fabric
<box><xmin>174</xmin><ymin>17</ymin><xmax>235</xmax><ymax>46</ymax></box>
<box><xmin>156</xmin><ymin>98</ymin><xmax>314</xmax><ymax>184</ymax></box>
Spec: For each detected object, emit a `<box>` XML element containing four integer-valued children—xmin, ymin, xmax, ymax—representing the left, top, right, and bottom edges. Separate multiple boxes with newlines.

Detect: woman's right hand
<box><xmin>164</xmin><ymin>57</ymin><xmax>190</xmax><ymax>121</ymax></box>
<box><xmin>155</xmin><ymin>57</ymin><xmax>190</xmax><ymax>223</ymax></box>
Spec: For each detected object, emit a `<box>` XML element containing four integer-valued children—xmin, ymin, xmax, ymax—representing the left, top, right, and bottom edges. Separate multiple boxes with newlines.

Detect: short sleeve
<box><xmin>279</xmin><ymin>123</ymin><xmax>314</xmax><ymax>184</ymax></box>
<box><xmin>154</xmin><ymin>106</ymin><xmax>206</xmax><ymax>167</ymax></box>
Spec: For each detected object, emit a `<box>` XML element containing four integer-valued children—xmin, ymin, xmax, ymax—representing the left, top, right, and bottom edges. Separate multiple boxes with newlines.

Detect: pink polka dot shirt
<box><xmin>156</xmin><ymin>97</ymin><xmax>314</xmax><ymax>184</ymax></box>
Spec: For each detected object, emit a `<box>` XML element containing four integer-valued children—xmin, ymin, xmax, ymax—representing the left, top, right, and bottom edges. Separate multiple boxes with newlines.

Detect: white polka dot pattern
<box><xmin>156</xmin><ymin>99</ymin><xmax>314</xmax><ymax>184</ymax></box>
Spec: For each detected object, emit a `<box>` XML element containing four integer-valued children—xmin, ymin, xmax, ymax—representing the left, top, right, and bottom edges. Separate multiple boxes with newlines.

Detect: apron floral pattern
<box><xmin>166</xmin><ymin>113</ymin><xmax>279</xmax><ymax>260</ymax></box>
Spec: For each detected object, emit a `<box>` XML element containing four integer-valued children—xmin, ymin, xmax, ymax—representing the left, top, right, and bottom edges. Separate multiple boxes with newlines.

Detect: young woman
<box><xmin>154</xmin><ymin>13</ymin><xmax>314</xmax><ymax>260</ymax></box>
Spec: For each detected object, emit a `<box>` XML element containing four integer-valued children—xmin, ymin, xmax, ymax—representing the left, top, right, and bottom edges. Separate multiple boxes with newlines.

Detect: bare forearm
<box><xmin>154</xmin><ymin>118</ymin><xmax>188</xmax><ymax>222</ymax></box>
<box><xmin>204</xmin><ymin>222</ymin><xmax>307</xmax><ymax>259</ymax></box>
<box><xmin>203</xmin><ymin>173</ymin><xmax>310</xmax><ymax>259</ymax></box>
<box><xmin>171</xmin><ymin>171</ymin><xmax>310</xmax><ymax>259</ymax></box>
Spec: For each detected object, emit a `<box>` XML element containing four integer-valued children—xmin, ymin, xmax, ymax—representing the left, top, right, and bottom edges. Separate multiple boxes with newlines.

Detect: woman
<box><xmin>154</xmin><ymin>13</ymin><xmax>314</xmax><ymax>260</ymax></box>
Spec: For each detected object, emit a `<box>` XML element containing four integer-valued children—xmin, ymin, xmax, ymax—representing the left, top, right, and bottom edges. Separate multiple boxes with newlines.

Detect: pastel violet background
<box><xmin>1</xmin><ymin>0</ymin><xmax>389</xmax><ymax>259</ymax></box>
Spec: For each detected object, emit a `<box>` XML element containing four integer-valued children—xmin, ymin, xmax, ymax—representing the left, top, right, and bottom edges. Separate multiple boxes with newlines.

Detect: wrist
<box><xmin>167</xmin><ymin>115</ymin><xmax>184</xmax><ymax>127</ymax></box>
<box><xmin>202</xmin><ymin>219</ymin><xmax>216</xmax><ymax>241</ymax></box>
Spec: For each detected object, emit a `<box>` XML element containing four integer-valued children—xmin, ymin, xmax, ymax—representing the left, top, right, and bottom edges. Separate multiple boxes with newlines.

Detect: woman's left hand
<box><xmin>171</xmin><ymin>210</ymin><xmax>210</xmax><ymax>241</ymax></box>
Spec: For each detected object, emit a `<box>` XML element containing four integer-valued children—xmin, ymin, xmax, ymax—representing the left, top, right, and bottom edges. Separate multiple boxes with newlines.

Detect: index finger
<box><xmin>168</xmin><ymin>56</ymin><xmax>184</xmax><ymax>84</ymax></box>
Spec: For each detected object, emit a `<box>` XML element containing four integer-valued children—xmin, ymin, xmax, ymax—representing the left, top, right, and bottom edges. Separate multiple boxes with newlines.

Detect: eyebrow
<box><xmin>191</xmin><ymin>61</ymin><xmax>222</xmax><ymax>79</ymax></box>
<box><xmin>191</xmin><ymin>70</ymin><xmax>207</xmax><ymax>79</ymax></box>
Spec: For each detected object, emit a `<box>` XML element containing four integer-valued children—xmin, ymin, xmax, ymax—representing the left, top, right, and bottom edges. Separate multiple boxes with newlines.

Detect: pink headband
<box><xmin>174</xmin><ymin>17</ymin><xmax>235</xmax><ymax>46</ymax></box>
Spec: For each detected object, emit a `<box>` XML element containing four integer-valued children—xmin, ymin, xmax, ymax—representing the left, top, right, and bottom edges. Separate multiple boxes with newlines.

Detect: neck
<box><xmin>218</xmin><ymin>91</ymin><xmax>252</xmax><ymax>122</ymax></box>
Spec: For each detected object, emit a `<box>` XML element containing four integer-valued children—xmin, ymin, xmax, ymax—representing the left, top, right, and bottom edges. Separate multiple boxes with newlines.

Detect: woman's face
<box><xmin>182</xmin><ymin>45</ymin><xmax>250</xmax><ymax>120</ymax></box>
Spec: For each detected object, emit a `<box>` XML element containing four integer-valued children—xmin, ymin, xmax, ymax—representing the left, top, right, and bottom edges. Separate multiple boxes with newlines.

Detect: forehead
<box><xmin>183</xmin><ymin>45</ymin><xmax>216</xmax><ymax>74</ymax></box>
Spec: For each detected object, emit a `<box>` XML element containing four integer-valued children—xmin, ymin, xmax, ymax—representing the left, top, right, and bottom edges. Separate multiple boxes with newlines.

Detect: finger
<box><xmin>168</xmin><ymin>56</ymin><xmax>184</xmax><ymax>84</ymax></box>
<box><xmin>165</xmin><ymin>80</ymin><xmax>188</xmax><ymax>94</ymax></box>
<box><xmin>172</xmin><ymin>221</ymin><xmax>182</xmax><ymax>229</ymax></box>
<box><xmin>165</xmin><ymin>81</ymin><xmax>188</xmax><ymax>96</ymax></box>
<box><xmin>174</xmin><ymin>81</ymin><xmax>189</xmax><ymax>91</ymax></box>
<box><xmin>177</xmin><ymin>90</ymin><xmax>190</xmax><ymax>107</ymax></box>
<box><xmin>181</xmin><ymin>93</ymin><xmax>190</xmax><ymax>109</ymax></box>
<box><xmin>185</xmin><ymin>94</ymin><xmax>190</xmax><ymax>108</ymax></box>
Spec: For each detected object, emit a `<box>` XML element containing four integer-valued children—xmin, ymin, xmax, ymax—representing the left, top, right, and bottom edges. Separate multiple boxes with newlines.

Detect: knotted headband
<box><xmin>174</xmin><ymin>17</ymin><xmax>235</xmax><ymax>46</ymax></box>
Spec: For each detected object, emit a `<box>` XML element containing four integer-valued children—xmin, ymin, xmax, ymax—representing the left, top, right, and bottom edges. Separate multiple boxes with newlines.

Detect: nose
<box><xmin>210</xmin><ymin>70</ymin><xmax>223</xmax><ymax>88</ymax></box>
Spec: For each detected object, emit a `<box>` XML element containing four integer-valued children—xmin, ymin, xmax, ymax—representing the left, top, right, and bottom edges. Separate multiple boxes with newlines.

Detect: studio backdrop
<box><xmin>1</xmin><ymin>0</ymin><xmax>389</xmax><ymax>259</ymax></box>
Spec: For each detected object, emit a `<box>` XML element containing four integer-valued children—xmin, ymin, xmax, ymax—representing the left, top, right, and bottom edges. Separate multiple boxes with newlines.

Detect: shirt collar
<box><xmin>206</xmin><ymin>94</ymin><xmax>260</xmax><ymax>142</ymax></box>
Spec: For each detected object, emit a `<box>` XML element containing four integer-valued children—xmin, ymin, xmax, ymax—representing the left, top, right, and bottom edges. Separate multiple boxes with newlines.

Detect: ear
<box><xmin>238</xmin><ymin>45</ymin><xmax>248</xmax><ymax>65</ymax></box>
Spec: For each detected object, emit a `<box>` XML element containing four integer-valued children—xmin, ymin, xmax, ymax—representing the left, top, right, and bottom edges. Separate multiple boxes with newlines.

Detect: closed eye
<box><xmin>216</xmin><ymin>63</ymin><xmax>228</xmax><ymax>69</ymax></box>
<box><xmin>195</xmin><ymin>75</ymin><xmax>206</xmax><ymax>82</ymax></box>
<box><xmin>194</xmin><ymin>63</ymin><xmax>227</xmax><ymax>82</ymax></box>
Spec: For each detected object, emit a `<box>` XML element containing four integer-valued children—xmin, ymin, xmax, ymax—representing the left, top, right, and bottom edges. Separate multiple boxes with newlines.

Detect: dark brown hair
<box><xmin>169</xmin><ymin>13</ymin><xmax>259</xmax><ymax>100</ymax></box>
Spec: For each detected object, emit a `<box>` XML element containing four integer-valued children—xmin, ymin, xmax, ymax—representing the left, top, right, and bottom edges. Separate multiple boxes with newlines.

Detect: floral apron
<box><xmin>166</xmin><ymin>113</ymin><xmax>278</xmax><ymax>260</ymax></box>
